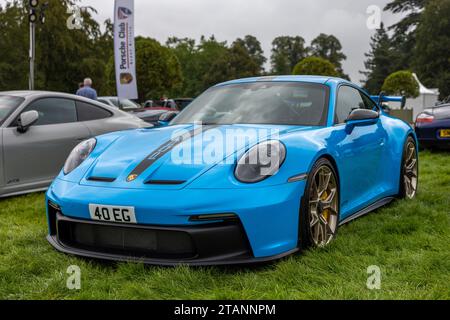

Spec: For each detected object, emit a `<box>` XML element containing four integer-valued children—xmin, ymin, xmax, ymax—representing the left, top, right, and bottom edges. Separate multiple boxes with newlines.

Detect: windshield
<box><xmin>154</xmin><ymin>100</ymin><xmax>178</xmax><ymax>109</ymax></box>
<box><xmin>172</xmin><ymin>82</ymin><xmax>329</xmax><ymax>126</ymax></box>
<box><xmin>0</xmin><ymin>95</ymin><xmax>24</xmax><ymax>125</ymax></box>
<box><xmin>119</xmin><ymin>99</ymin><xmax>140</xmax><ymax>110</ymax></box>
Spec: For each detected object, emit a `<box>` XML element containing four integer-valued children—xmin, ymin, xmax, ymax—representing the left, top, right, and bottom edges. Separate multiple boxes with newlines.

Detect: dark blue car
<box><xmin>415</xmin><ymin>104</ymin><xmax>450</xmax><ymax>149</ymax></box>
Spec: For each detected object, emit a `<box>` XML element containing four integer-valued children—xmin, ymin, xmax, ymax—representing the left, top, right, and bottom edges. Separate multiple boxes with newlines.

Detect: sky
<box><xmin>2</xmin><ymin>0</ymin><xmax>404</xmax><ymax>84</ymax></box>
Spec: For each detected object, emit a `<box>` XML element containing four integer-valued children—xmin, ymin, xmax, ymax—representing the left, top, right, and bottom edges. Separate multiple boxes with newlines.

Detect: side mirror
<box><xmin>158</xmin><ymin>111</ymin><xmax>177</xmax><ymax>123</ymax></box>
<box><xmin>17</xmin><ymin>110</ymin><xmax>39</xmax><ymax>133</ymax></box>
<box><xmin>345</xmin><ymin>109</ymin><xmax>379</xmax><ymax>134</ymax></box>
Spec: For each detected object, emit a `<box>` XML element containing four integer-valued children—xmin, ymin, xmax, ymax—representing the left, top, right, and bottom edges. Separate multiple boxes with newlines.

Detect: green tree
<box><xmin>270</xmin><ymin>36</ymin><xmax>308</xmax><ymax>74</ymax></box>
<box><xmin>0</xmin><ymin>1</ymin><xmax>29</xmax><ymax>90</ymax></box>
<box><xmin>413</xmin><ymin>0</ymin><xmax>450</xmax><ymax>98</ymax></box>
<box><xmin>310</xmin><ymin>33</ymin><xmax>348</xmax><ymax>79</ymax></box>
<box><xmin>132</xmin><ymin>37</ymin><xmax>182</xmax><ymax>101</ymax></box>
<box><xmin>196</xmin><ymin>36</ymin><xmax>229</xmax><ymax>86</ymax></box>
<box><xmin>204</xmin><ymin>42</ymin><xmax>260</xmax><ymax>87</ymax></box>
<box><xmin>362</xmin><ymin>1</ymin><xmax>427</xmax><ymax>93</ymax></box>
<box><xmin>233</xmin><ymin>35</ymin><xmax>266</xmax><ymax>74</ymax></box>
<box><xmin>384</xmin><ymin>0</ymin><xmax>428</xmax><ymax>71</ymax></box>
<box><xmin>384</xmin><ymin>0</ymin><xmax>427</xmax><ymax>35</ymax></box>
<box><xmin>361</xmin><ymin>23</ymin><xmax>397</xmax><ymax>94</ymax></box>
<box><xmin>0</xmin><ymin>0</ymin><xmax>113</xmax><ymax>95</ymax></box>
<box><xmin>166</xmin><ymin>37</ymin><xmax>200</xmax><ymax>97</ymax></box>
<box><xmin>381</xmin><ymin>70</ymin><xmax>420</xmax><ymax>99</ymax></box>
<box><xmin>167</xmin><ymin>35</ymin><xmax>229</xmax><ymax>97</ymax></box>
<box><xmin>292</xmin><ymin>57</ymin><xmax>338</xmax><ymax>77</ymax></box>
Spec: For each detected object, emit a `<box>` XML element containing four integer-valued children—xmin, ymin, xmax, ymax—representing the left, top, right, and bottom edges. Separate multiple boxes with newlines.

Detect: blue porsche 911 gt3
<box><xmin>46</xmin><ymin>76</ymin><xmax>419</xmax><ymax>265</ymax></box>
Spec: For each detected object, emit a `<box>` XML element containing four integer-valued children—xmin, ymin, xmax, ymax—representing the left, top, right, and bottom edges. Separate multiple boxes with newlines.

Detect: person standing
<box><xmin>76</xmin><ymin>78</ymin><xmax>97</xmax><ymax>100</ymax></box>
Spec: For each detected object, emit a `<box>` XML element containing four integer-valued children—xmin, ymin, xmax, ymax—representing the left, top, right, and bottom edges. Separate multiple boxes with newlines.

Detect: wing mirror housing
<box><xmin>17</xmin><ymin>110</ymin><xmax>39</xmax><ymax>133</ymax></box>
<box><xmin>158</xmin><ymin>111</ymin><xmax>177</xmax><ymax>126</ymax></box>
<box><xmin>345</xmin><ymin>109</ymin><xmax>379</xmax><ymax>134</ymax></box>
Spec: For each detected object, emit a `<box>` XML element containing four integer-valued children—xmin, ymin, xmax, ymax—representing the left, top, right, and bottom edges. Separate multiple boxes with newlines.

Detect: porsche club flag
<box><xmin>114</xmin><ymin>0</ymin><xmax>138</xmax><ymax>99</ymax></box>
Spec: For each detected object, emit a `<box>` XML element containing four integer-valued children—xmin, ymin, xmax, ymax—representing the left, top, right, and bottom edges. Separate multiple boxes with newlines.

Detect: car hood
<box><xmin>80</xmin><ymin>124</ymin><xmax>313</xmax><ymax>189</ymax></box>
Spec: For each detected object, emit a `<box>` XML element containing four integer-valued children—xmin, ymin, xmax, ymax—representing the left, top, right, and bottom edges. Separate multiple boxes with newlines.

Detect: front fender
<box><xmin>56</xmin><ymin>131</ymin><xmax>123</xmax><ymax>183</ymax></box>
<box><xmin>187</xmin><ymin>128</ymin><xmax>329</xmax><ymax>189</ymax></box>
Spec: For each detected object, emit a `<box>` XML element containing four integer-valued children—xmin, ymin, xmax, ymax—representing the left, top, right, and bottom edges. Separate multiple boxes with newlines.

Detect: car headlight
<box><xmin>234</xmin><ymin>140</ymin><xmax>286</xmax><ymax>183</ymax></box>
<box><xmin>63</xmin><ymin>138</ymin><xmax>96</xmax><ymax>175</ymax></box>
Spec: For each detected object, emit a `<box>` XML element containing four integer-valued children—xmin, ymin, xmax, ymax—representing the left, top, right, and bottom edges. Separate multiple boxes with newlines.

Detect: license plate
<box><xmin>440</xmin><ymin>129</ymin><xmax>450</xmax><ymax>138</ymax></box>
<box><xmin>89</xmin><ymin>204</ymin><xmax>137</xmax><ymax>224</ymax></box>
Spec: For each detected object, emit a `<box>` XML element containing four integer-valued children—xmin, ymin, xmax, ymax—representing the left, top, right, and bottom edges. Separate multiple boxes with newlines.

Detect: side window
<box><xmin>335</xmin><ymin>86</ymin><xmax>365</xmax><ymax>124</ymax></box>
<box><xmin>22</xmin><ymin>98</ymin><xmax>77</xmax><ymax>126</ymax></box>
<box><xmin>360</xmin><ymin>92</ymin><xmax>379</xmax><ymax>111</ymax></box>
<box><xmin>76</xmin><ymin>101</ymin><xmax>112</xmax><ymax>121</ymax></box>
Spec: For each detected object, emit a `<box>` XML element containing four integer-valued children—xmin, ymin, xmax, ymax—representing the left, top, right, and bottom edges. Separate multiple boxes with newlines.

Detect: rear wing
<box><xmin>370</xmin><ymin>93</ymin><xmax>406</xmax><ymax>108</ymax></box>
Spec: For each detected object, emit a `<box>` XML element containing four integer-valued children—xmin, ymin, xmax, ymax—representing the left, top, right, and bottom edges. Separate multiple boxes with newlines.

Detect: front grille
<box><xmin>47</xmin><ymin>201</ymin><xmax>253</xmax><ymax>263</ymax></box>
<box><xmin>57</xmin><ymin>216</ymin><xmax>196</xmax><ymax>259</ymax></box>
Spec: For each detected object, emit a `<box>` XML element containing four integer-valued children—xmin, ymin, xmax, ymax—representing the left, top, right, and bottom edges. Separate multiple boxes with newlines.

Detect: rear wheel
<box><xmin>299</xmin><ymin>158</ymin><xmax>339</xmax><ymax>249</ymax></box>
<box><xmin>400</xmin><ymin>137</ymin><xmax>419</xmax><ymax>199</ymax></box>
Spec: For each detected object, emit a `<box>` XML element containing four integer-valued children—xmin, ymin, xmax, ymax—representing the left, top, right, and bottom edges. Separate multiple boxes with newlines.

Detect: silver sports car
<box><xmin>0</xmin><ymin>91</ymin><xmax>148</xmax><ymax>198</ymax></box>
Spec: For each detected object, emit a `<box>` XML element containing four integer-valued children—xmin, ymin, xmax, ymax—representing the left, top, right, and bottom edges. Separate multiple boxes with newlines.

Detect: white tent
<box><xmin>405</xmin><ymin>73</ymin><xmax>440</xmax><ymax>119</ymax></box>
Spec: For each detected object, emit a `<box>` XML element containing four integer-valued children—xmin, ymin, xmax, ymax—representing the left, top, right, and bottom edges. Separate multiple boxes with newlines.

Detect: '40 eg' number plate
<box><xmin>89</xmin><ymin>204</ymin><xmax>137</xmax><ymax>224</ymax></box>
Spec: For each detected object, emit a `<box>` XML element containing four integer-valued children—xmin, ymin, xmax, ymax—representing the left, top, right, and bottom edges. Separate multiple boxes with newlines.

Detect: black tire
<box><xmin>399</xmin><ymin>136</ymin><xmax>419</xmax><ymax>199</ymax></box>
<box><xmin>298</xmin><ymin>158</ymin><xmax>340</xmax><ymax>250</ymax></box>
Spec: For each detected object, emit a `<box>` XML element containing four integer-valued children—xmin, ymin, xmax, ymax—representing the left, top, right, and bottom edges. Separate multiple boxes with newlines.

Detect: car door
<box><xmin>332</xmin><ymin>85</ymin><xmax>387</xmax><ymax>217</ymax></box>
<box><xmin>2</xmin><ymin>97</ymin><xmax>91</xmax><ymax>191</ymax></box>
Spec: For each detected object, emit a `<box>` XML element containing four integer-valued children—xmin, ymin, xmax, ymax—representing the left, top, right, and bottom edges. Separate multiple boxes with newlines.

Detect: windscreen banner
<box><xmin>114</xmin><ymin>0</ymin><xmax>138</xmax><ymax>99</ymax></box>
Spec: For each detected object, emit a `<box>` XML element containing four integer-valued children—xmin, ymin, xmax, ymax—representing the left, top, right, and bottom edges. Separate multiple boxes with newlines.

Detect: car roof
<box><xmin>0</xmin><ymin>91</ymin><xmax>124</xmax><ymax>111</ymax></box>
<box><xmin>0</xmin><ymin>90</ymin><xmax>47</xmax><ymax>97</ymax></box>
<box><xmin>215</xmin><ymin>75</ymin><xmax>351</xmax><ymax>87</ymax></box>
<box><xmin>99</xmin><ymin>96</ymin><xmax>134</xmax><ymax>100</ymax></box>
<box><xmin>1</xmin><ymin>90</ymin><xmax>85</xmax><ymax>100</ymax></box>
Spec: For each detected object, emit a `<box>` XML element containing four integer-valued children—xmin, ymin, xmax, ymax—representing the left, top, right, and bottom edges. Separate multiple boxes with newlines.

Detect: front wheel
<box><xmin>399</xmin><ymin>136</ymin><xmax>419</xmax><ymax>199</ymax></box>
<box><xmin>299</xmin><ymin>158</ymin><xmax>340</xmax><ymax>249</ymax></box>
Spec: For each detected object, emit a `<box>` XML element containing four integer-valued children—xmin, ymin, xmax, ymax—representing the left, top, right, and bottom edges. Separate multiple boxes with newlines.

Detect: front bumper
<box><xmin>46</xmin><ymin>178</ymin><xmax>305</xmax><ymax>265</ymax></box>
<box><xmin>47</xmin><ymin>210</ymin><xmax>301</xmax><ymax>266</ymax></box>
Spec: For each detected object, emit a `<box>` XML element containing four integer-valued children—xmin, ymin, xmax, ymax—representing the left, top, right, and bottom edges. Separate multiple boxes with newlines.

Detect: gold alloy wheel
<box><xmin>308</xmin><ymin>165</ymin><xmax>339</xmax><ymax>247</ymax></box>
<box><xmin>404</xmin><ymin>141</ymin><xmax>418</xmax><ymax>199</ymax></box>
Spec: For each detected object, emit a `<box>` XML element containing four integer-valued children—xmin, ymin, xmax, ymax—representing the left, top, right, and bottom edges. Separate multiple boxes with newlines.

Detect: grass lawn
<box><xmin>0</xmin><ymin>151</ymin><xmax>449</xmax><ymax>300</ymax></box>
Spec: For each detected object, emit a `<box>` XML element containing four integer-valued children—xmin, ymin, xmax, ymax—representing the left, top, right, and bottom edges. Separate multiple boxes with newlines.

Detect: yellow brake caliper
<box><xmin>321</xmin><ymin>190</ymin><xmax>329</xmax><ymax>222</ymax></box>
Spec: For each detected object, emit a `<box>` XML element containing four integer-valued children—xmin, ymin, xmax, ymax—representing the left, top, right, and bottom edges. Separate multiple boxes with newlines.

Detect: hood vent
<box><xmin>87</xmin><ymin>176</ymin><xmax>116</xmax><ymax>183</ymax></box>
<box><xmin>145</xmin><ymin>180</ymin><xmax>186</xmax><ymax>185</ymax></box>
